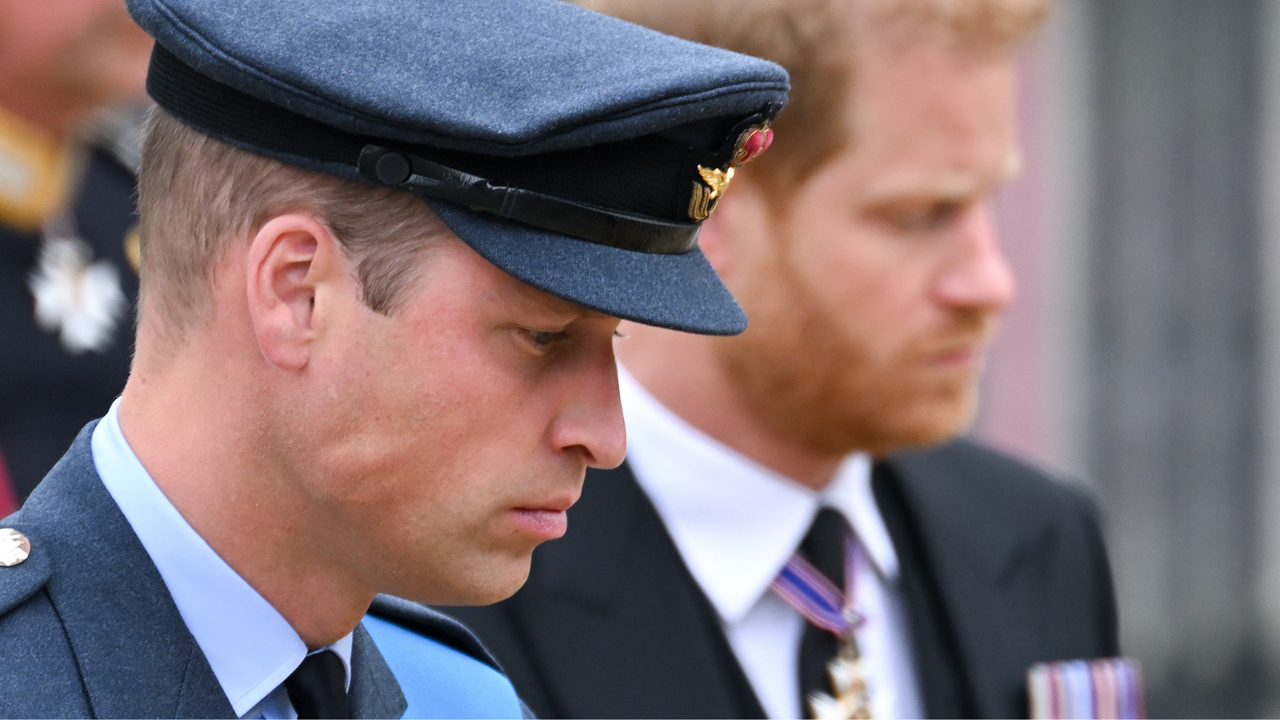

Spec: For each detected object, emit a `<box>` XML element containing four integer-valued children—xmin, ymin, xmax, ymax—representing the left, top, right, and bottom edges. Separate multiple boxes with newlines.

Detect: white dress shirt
<box><xmin>619</xmin><ymin>367</ymin><xmax>923</xmax><ymax>719</ymax></box>
<box><xmin>91</xmin><ymin>399</ymin><xmax>352</xmax><ymax>719</ymax></box>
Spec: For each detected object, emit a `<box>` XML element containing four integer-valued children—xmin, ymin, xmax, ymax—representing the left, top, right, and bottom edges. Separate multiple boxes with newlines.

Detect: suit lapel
<box><xmin>21</xmin><ymin>424</ymin><xmax>233</xmax><ymax>718</ymax></box>
<box><xmin>879</xmin><ymin>442</ymin><xmax>1059</xmax><ymax>719</ymax></box>
<box><xmin>872</xmin><ymin>460</ymin><xmax>977</xmax><ymax>718</ymax></box>
<box><xmin>349</xmin><ymin>622</ymin><xmax>408</xmax><ymax>719</ymax></box>
<box><xmin>504</xmin><ymin>462</ymin><xmax>765</xmax><ymax>718</ymax></box>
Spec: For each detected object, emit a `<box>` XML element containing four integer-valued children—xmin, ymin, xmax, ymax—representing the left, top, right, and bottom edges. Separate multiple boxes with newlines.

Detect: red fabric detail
<box><xmin>732</xmin><ymin>127</ymin><xmax>774</xmax><ymax>167</ymax></box>
<box><xmin>0</xmin><ymin>448</ymin><xmax>18</xmax><ymax>516</ymax></box>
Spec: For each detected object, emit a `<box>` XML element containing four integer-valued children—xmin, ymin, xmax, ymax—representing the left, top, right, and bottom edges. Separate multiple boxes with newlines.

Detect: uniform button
<box><xmin>0</xmin><ymin>529</ymin><xmax>30</xmax><ymax>567</ymax></box>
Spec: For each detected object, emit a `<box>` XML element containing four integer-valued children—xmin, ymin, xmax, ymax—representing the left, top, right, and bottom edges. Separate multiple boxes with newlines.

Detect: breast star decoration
<box><xmin>28</xmin><ymin>224</ymin><xmax>126</xmax><ymax>355</ymax></box>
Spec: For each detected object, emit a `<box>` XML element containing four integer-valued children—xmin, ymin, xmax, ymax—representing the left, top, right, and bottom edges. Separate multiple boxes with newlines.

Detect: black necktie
<box><xmin>284</xmin><ymin>650</ymin><xmax>350</xmax><ymax>719</ymax></box>
<box><xmin>797</xmin><ymin>507</ymin><xmax>852</xmax><ymax>719</ymax></box>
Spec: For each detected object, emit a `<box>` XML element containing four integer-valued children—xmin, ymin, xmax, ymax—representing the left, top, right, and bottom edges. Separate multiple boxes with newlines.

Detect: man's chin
<box><xmin>867</xmin><ymin>393</ymin><xmax>980</xmax><ymax>458</ymax></box>
<box><xmin>390</xmin><ymin>555</ymin><xmax>533</xmax><ymax>607</ymax></box>
<box><xmin>465</xmin><ymin>568</ymin><xmax>532</xmax><ymax>606</ymax></box>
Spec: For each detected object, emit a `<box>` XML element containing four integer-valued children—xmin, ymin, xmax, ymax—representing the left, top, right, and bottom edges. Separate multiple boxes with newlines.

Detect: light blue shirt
<box><xmin>363</xmin><ymin>615</ymin><xmax>526</xmax><ymax>719</ymax></box>
<box><xmin>91</xmin><ymin>399</ymin><xmax>352</xmax><ymax>719</ymax></box>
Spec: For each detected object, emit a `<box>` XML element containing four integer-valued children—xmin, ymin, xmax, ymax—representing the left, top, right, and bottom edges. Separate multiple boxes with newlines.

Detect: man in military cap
<box><xmin>447</xmin><ymin>0</ymin><xmax>1122</xmax><ymax>718</ymax></box>
<box><xmin>0</xmin><ymin>0</ymin><xmax>787</xmax><ymax>716</ymax></box>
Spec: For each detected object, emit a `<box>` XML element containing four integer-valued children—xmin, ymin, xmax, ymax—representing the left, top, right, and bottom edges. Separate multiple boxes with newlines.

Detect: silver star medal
<box><xmin>29</xmin><ymin>220</ymin><xmax>125</xmax><ymax>355</ymax></box>
<box><xmin>808</xmin><ymin>613</ymin><xmax>873</xmax><ymax>720</ymax></box>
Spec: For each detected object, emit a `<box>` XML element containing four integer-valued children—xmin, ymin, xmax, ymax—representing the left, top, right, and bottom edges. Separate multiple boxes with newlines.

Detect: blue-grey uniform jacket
<box><xmin>0</xmin><ymin>424</ymin><xmax>523</xmax><ymax>719</ymax></box>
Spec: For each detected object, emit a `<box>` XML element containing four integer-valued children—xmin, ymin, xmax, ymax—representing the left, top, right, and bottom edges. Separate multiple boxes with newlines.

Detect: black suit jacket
<box><xmin>447</xmin><ymin>439</ymin><xmax>1119</xmax><ymax>719</ymax></box>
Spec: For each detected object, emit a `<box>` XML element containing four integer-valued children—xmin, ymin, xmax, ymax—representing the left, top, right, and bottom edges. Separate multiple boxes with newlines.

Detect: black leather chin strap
<box><xmin>357</xmin><ymin>145</ymin><xmax>700</xmax><ymax>254</ymax></box>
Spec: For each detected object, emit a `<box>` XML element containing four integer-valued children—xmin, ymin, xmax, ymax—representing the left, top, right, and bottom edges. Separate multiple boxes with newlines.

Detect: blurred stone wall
<box><xmin>1089</xmin><ymin>1</ymin><xmax>1265</xmax><ymax>716</ymax></box>
<box><xmin>979</xmin><ymin>0</ymin><xmax>1275</xmax><ymax>715</ymax></box>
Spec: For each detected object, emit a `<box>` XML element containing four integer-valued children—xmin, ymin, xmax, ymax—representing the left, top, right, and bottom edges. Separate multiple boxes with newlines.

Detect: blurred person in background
<box><xmin>0</xmin><ymin>0</ymin><xmax>152</xmax><ymax>511</ymax></box>
<box><xmin>446</xmin><ymin>0</ymin><xmax>1122</xmax><ymax>718</ymax></box>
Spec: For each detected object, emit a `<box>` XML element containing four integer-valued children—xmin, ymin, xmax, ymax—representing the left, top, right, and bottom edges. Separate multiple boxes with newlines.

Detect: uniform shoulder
<box><xmin>0</xmin><ymin>520</ymin><xmax>90</xmax><ymax>717</ymax></box>
<box><xmin>1</xmin><ymin>426</ymin><xmax>107</xmax><ymax>619</ymax></box>
<box><xmin>364</xmin><ymin>595</ymin><xmax>526</xmax><ymax>719</ymax></box>
<box><xmin>0</xmin><ymin>520</ymin><xmax>53</xmax><ymax>619</ymax></box>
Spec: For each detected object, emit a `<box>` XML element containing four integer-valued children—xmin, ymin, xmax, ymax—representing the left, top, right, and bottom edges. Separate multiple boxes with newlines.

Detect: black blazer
<box><xmin>446</xmin><ymin>439</ymin><xmax>1119</xmax><ymax>719</ymax></box>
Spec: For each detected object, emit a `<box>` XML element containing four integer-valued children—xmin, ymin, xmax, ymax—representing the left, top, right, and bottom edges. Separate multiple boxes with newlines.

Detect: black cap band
<box><xmin>356</xmin><ymin>146</ymin><xmax>699</xmax><ymax>253</ymax></box>
<box><xmin>147</xmin><ymin>44</ymin><xmax>709</xmax><ymax>255</ymax></box>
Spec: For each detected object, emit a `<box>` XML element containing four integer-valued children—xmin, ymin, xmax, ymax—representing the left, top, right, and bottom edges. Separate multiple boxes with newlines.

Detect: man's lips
<box><xmin>931</xmin><ymin>346</ymin><xmax>979</xmax><ymax>367</ymax></box>
<box><xmin>509</xmin><ymin>494</ymin><xmax>578</xmax><ymax>541</ymax></box>
<box><xmin>921</xmin><ymin>328</ymin><xmax>994</xmax><ymax>368</ymax></box>
<box><xmin>509</xmin><ymin>508</ymin><xmax>569</xmax><ymax>541</ymax></box>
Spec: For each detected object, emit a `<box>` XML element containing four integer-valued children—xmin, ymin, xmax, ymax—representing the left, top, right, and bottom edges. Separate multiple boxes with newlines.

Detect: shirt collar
<box><xmin>91</xmin><ymin>399</ymin><xmax>352</xmax><ymax>717</ymax></box>
<box><xmin>618</xmin><ymin>366</ymin><xmax>900</xmax><ymax>624</ymax></box>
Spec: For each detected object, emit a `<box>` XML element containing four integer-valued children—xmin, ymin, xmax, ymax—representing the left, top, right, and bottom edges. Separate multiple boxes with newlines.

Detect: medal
<box><xmin>1028</xmin><ymin>657</ymin><xmax>1146</xmax><ymax>719</ymax></box>
<box><xmin>808</xmin><ymin>637</ymin><xmax>872</xmax><ymax>720</ymax></box>
<box><xmin>0</xmin><ymin>107</ymin><xmax>126</xmax><ymax>354</ymax></box>
<box><xmin>772</xmin><ymin>534</ymin><xmax>873</xmax><ymax>719</ymax></box>
<box><xmin>28</xmin><ymin>215</ymin><xmax>126</xmax><ymax>355</ymax></box>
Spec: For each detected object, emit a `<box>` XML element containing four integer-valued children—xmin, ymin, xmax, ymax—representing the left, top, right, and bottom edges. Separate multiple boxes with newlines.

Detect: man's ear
<box><xmin>245</xmin><ymin>214</ymin><xmax>344</xmax><ymax>371</ymax></box>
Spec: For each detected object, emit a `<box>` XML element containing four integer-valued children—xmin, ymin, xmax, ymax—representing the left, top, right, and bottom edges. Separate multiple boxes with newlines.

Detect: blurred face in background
<box><xmin>0</xmin><ymin>0</ymin><xmax>152</xmax><ymax>135</ymax></box>
<box><xmin>715</xmin><ymin>31</ymin><xmax>1019</xmax><ymax>459</ymax></box>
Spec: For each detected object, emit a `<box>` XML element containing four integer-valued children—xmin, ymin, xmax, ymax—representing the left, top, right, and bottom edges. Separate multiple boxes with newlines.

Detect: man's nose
<box><xmin>931</xmin><ymin>203</ymin><xmax>1016</xmax><ymax>313</ymax></box>
<box><xmin>550</xmin><ymin>349</ymin><xmax>628</xmax><ymax>469</ymax></box>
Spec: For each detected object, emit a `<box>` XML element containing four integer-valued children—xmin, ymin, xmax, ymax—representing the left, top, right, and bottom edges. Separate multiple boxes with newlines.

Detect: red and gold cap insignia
<box><xmin>687</xmin><ymin>121</ymin><xmax>775</xmax><ymax>221</ymax></box>
<box><xmin>730</xmin><ymin>121</ymin><xmax>773</xmax><ymax>167</ymax></box>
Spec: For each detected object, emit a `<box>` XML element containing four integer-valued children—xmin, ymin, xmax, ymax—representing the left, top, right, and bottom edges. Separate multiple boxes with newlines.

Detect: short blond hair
<box><xmin>578</xmin><ymin>0</ymin><xmax>1047</xmax><ymax>201</ymax></box>
<box><xmin>136</xmin><ymin>108</ymin><xmax>448</xmax><ymax>339</ymax></box>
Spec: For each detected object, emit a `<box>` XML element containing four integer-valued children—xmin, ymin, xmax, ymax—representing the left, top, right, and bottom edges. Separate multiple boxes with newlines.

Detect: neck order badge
<box><xmin>772</xmin><ymin>533</ymin><xmax>872</xmax><ymax>719</ymax></box>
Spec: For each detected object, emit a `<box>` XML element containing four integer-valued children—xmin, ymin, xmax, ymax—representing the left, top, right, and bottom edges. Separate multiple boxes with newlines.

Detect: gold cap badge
<box><xmin>688</xmin><ymin>165</ymin><xmax>734</xmax><ymax>221</ymax></box>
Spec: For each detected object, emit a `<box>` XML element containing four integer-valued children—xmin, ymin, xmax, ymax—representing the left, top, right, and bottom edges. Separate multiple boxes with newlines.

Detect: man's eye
<box><xmin>878</xmin><ymin>202</ymin><xmax>964</xmax><ymax>233</ymax></box>
<box><xmin>520</xmin><ymin>328</ymin><xmax>568</xmax><ymax>350</ymax></box>
<box><xmin>529</xmin><ymin>330</ymin><xmax>558</xmax><ymax>346</ymax></box>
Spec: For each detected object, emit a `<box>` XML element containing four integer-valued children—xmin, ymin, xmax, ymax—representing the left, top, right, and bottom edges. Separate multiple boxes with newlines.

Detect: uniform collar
<box><xmin>91</xmin><ymin>399</ymin><xmax>352</xmax><ymax>717</ymax></box>
<box><xmin>618</xmin><ymin>366</ymin><xmax>900</xmax><ymax>625</ymax></box>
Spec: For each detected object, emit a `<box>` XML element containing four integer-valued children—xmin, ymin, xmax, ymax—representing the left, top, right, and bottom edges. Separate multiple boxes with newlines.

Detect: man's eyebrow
<box><xmin>505</xmin><ymin>286</ymin><xmax>598</xmax><ymax>325</ymax></box>
<box><xmin>863</xmin><ymin>148</ymin><xmax>1023</xmax><ymax>206</ymax></box>
<box><xmin>511</xmin><ymin>281</ymin><xmax>618</xmax><ymax>323</ymax></box>
<box><xmin>864</xmin><ymin>178</ymin><xmax>980</xmax><ymax>205</ymax></box>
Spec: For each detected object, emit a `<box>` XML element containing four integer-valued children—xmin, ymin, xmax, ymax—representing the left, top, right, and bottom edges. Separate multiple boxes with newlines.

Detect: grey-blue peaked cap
<box><xmin>125</xmin><ymin>0</ymin><xmax>791</xmax><ymax>335</ymax></box>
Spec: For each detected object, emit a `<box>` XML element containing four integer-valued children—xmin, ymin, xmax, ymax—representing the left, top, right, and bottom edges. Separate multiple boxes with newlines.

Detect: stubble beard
<box><xmin>716</xmin><ymin>242</ymin><xmax>996</xmax><ymax>461</ymax></box>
